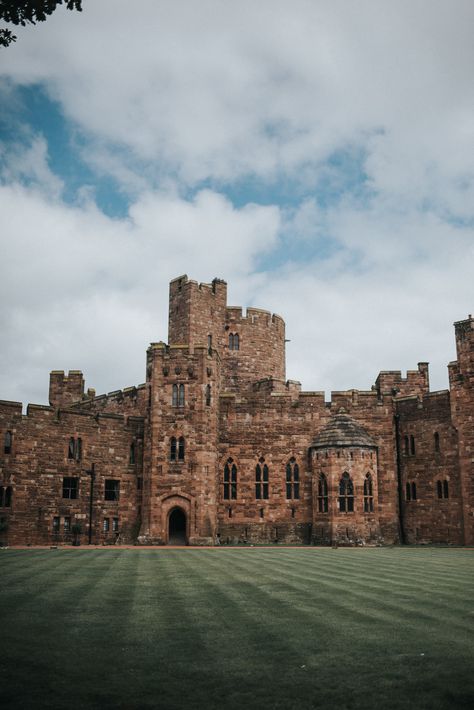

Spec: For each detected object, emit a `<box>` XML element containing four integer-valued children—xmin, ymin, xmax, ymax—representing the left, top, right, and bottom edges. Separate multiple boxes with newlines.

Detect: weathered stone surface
<box><xmin>0</xmin><ymin>276</ymin><xmax>472</xmax><ymax>547</ymax></box>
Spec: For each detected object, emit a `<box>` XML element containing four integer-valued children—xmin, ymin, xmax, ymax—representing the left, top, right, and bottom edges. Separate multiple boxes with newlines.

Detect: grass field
<box><xmin>1</xmin><ymin>548</ymin><xmax>473</xmax><ymax>710</ymax></box>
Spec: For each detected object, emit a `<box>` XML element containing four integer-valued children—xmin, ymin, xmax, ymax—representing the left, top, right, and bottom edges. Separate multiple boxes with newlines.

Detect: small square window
<box><xmin>104</xmin><ymin>480</ymin><xmax>120</xmax><ymax>501</ymax></box>
<box><xmin>62</xmin><ymin>477</ymin><xmax>79</xmax><ymax>499</ymax></box>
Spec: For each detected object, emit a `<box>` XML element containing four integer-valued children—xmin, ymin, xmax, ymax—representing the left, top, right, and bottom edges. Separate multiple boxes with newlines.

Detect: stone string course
<box><xmin>0</xmin><ymin>275</ymin><xmax>472</xmax><ymax>547</ymax></box>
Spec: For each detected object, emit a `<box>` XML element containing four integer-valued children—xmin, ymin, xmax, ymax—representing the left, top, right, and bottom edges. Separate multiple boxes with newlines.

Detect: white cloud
<box><xmin>1</xmin><ymin>1</ymin><xmax>473</xmax><ymax>198</ymax></box>
<box><xmin>0</xmin><ymin>135</ymin><xmax>63</xmax><ymax>198</ymax></box>
<box><xmin>0</xmin><ymin>1</ymin><xmax>473</xmax><ymax>405</ymax></box>
<box><xmin>0</xmin><ymin>181</ymin><xmax>281</xmax><ymax>404</ymax></box>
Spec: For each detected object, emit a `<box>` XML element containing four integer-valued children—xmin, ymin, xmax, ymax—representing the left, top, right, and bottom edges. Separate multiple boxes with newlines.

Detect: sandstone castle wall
<box><xmin>0</xmin><ymin>275</ymin><xmax>472</xmax><ymax>547</ymax></box>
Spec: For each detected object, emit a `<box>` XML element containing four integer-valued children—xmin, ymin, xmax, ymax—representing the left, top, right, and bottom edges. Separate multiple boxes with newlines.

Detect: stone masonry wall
<box><xmin>449</xmin><ymin>316</ymin><xmax>474</xmax><ymax>544</ymax></box>
<box><xmin>396</xmin><ymin>392</ymin><xmax>463</xmax><ymax>544</ymax></box>
<box><xmin>1</xmin><ymin>275</ymin><xmax>471</xmax><ymax>548</ymax></box>
<box><xmin>0</xmin><ymin>400</ymin><xmax>143</xmax><ymax>546</ymax></box>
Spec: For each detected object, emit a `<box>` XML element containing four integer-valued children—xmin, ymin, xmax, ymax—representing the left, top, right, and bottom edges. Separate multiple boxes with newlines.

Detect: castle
<box><xmin>1</xmin><ymin>275</ymin><xmax>473</xmax><ymax>547</ymax></box>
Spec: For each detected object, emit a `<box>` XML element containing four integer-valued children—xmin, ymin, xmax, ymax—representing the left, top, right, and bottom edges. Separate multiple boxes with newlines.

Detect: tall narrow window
<box><xmin>363</xmin><ymin>473</ymin><xmax>374</xmax><ymax>513</ymax></box>
<box><xmin>434</xmin><ymin>432</ymin><xmax>440</xmax><ymax>453</ymax></box>
<box><xmin>338</xmin><ymin>472</ymin><xmax>354</xmax><ymax>512</ymax></box>
<box><xmin>64</xmin><ymin>517</ymin><xmax>71</xmax><ymax>532</ymax></box>
<box><xmin>229</xmin><ymin>333</ymin><xmax>240</xmax><ymax>350</ymax></box>
<box><xmin>170</xmin><ymin>437</ymin><xmax>177</xmax><ymax>461</ymax></box>
<box><xmin>103</xmin><ymin>518</ymin><xmax>110</xmax><ymax>532</ymax></box>
<box><xmin>255</xmin><ymin>458</ymin><xmax>269</xmax><ymax>499</ymax></box>
<box><xmin>129</xmin><ymin>441</ymin><xmax>136</xmax><ymax>465</ymax></box>
<box><xmin>172</xmin><ymin>384</ymin><xmax>185</xmax><ymax>407</ymax></box>
<box><xmin>208</xmin><ymin>334</ymin><xmax>212</xmax><ymax>354</ymax></box>
<box><xmin>205</xmin><ymin>384</ymin><xmax>211</xmax><ymax>406</ymax></box>
<box><xmin>52</xmin><ymin>516</ymin><xmax>60</xmax><ymax>533</ymax></box>
<box><xmin>318</xmin><ymin>474</ymin><xmax>328</xmax><ymax>513</ymax></box>
<box><xmin>112</xmin><ymin>517</ymin><xmax>119</xmax><ymax>532</ymax></box>
<box><xmin>4</xmin><ymin>486</ymin><xmax>12</xmax><ymax>507</ymax></box>
<box><xmin>285</xmin><ymin>458</ymin><xmax>299</xmax><ymax>499</ymax></box>
<box><xmin>406</xmin><ymin>481</ymin><xmax>417</xmax><ymax>501</ymax></box>
<box><xmin>437</xmin><ymin>480</ymin><xmax>449</xmax><ymax>499</ymax></box>
<box><xmin>223</xmin><ymin>458</ymin><xmax>237</xmax><ymax>500</ymax></box>
<box><xmin>178</xmin><ymin>436</ymin><xmax>185</xmax><ymax>462</ymax></box>
<box><xmin>4</xmin><ymin>431</ymin><xmax>12</xmax><ymax>455</ymax></box>
<box><xmin>62</xmin><ymin>477</ymin><xmax>79</xmax><ymax>500</ymax></box>
<box><xmin>404</xmin><ymin>436</ymin><xmax>409</xmax><ymax>456</ymax></box>
<box><xmin>67</xmin><ymin>437</ymin><xmax>82</xmax><ymax>461</ymax></box>
<box><xmin>410</xmin><ymin>435</ymin><xmax>416</xmax><ymax>456</ymax></box>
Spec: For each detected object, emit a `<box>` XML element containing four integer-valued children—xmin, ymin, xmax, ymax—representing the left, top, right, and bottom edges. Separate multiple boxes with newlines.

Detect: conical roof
<box><xmin>311</xmin><ymin>412</ymin><xmax>376</xmax><ymax>449</ymax></box>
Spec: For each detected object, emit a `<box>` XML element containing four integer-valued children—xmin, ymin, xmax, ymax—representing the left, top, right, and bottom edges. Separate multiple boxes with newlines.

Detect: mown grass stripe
<box><xmin>1</xmin><ymin>549</ymin><xmax>473</xmax><ymax>710</ymax></box>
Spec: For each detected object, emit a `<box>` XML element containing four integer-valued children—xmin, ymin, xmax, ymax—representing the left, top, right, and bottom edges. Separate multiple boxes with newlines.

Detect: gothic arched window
<box><xmin>223</xmin><ymin>458</ymin><xmax>237</xmax><ymax>500</ymax></box>
<box><xmin>363</xmin><ymin>473</ymin><xmax>374</xmax><ymax>513</ymax></box>
<box><xmin>317</xmin><ymin>474</ymin><xmax>328</xmax><ymax>513</ymax></box>
<box><xmin>229</xmin><ymin>333</ymin><xmax>240</xmax><ymax>351</ymax></box>
<box><xmin>170</xmin><ymin>437</ymin><xmax>177</xmax><ymax>462</ymax></box>
<box><xmin>256</xmin><ymin>458</ymin><xmax>269</xmax><ymax>499</ymax></box>
<box><xmin>338</xmin><ymin>472</ymin><xmax>354</xmax><ymax>513</ymax></box>
<box><xmin>178</xmin><ymin>436</ymin><xmax>185</xmax><ymax>462</ymax></box>
<box><xmin>285</xmin><ymin>458</ymin><xmax>299</xmax><ymax>499</ymax></box>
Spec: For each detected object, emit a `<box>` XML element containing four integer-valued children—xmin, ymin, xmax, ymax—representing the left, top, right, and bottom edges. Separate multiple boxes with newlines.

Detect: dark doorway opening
<box><xmin>168</xmin><ymin>508</ymin><xmax>187</xmax><ymax>545</ymax></box>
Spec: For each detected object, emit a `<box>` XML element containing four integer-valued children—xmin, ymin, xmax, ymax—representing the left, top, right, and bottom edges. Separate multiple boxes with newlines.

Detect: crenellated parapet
<box><xmin>375</xmin><ymin>362</ymin><xmax>430</xmax><ymax>398</ymax></box>
<box><xmin>49</xmin><ymin>370</ymin><xmax>86</xmax><ymax>407</ymax></box>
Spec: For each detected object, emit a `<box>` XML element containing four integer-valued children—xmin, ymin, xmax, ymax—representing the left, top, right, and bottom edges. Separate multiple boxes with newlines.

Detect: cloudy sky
<box><xmin>1</xmin><ymin>0</ymin><xmax>473</xmax><ymax>406</ymax></box>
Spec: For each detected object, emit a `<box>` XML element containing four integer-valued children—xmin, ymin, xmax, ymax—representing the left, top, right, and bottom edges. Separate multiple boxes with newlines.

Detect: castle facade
<box><xmin>1</xmin><ymin>275</ymin><xmax>473</xmax><ymax>546</ymax></box>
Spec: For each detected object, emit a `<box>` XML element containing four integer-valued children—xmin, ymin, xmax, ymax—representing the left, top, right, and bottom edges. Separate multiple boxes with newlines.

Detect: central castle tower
<box><xmin>139</xmin><ymin>275</ymin><xmax>287</xmax><ymax>544</ymax></box>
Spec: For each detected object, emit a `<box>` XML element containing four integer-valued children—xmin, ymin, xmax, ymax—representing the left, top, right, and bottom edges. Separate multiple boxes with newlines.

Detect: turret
<box><xmin>49</xmin><ymin>370</ymin><xmax>85</xmax><ymax>407</ymax></box>
<box><xmin>167</xmin><ymin>274</ymin><xmax>286</xmax><ymax>391</ymax></box>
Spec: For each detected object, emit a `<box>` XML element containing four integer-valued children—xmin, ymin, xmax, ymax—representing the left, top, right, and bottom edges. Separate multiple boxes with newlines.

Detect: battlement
<box><xmin>375</xmin><ymin>362</ymin><xmax>429</xmax><ymax>397</ymax></box>
<box><xmin>70</xmin><ymin>383</ymin><xmax>148</xmax><ymax>417</ymax></box>
<box><xmin>226</xmin><ymin>306</ymin><xmax>285</xmax><ymax>330</ymax></box>
<box><xmin>23</xmin><ymin>402</ymin><xmax>144</xmax><ymax>430</ymax></box>
<box><xmin>49</xmin><ymin>370</ymin><xmax>86</xmax><ymax>408</ymax></box>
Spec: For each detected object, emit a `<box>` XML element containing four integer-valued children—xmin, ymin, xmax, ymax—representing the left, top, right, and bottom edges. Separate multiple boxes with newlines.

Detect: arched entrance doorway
<box><xmin>168</xmin><ymin>508</ymin><xmax>187</xmax><ymax>545</ymax></box>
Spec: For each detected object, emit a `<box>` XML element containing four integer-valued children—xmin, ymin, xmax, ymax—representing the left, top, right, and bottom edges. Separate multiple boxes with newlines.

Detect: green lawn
<box><xmin>1</xmin><ymin>548</ymin><xmax>473</xmax><ymax>710</ymax></box>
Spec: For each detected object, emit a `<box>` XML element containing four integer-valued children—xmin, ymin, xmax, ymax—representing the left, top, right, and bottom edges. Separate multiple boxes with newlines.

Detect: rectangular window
<box><xmin>52</xmin><ymin>516</ymin><xmax>60</xmax><ymax>532</ymax></box>
<box><xmin>104</xmin><ymin>479</ymin><xmax>120</xmax><ymax>501</ymax></box>
<box><xmin>137</xmin><ymin>477</ymin><xmax>142</xmax><ymax>490</ymax></box>
<box><xmin>64</xmin><ymin>516</ymin><xmax>71</xmax><ymax>532</ymax></box>
<box><xmin>62</xmin><ymin>477</ymin><xmax>79</xmax><ymax>499</ymax></box>
<box><xmin>103</xmin><ymin>518</ymin><xmax>110</xmax><ymax>532</ymax></box>
<box><xmin>112</xmin><ymin>517</ymin><xmax>119</xmax><ymax>532</ymax></box>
